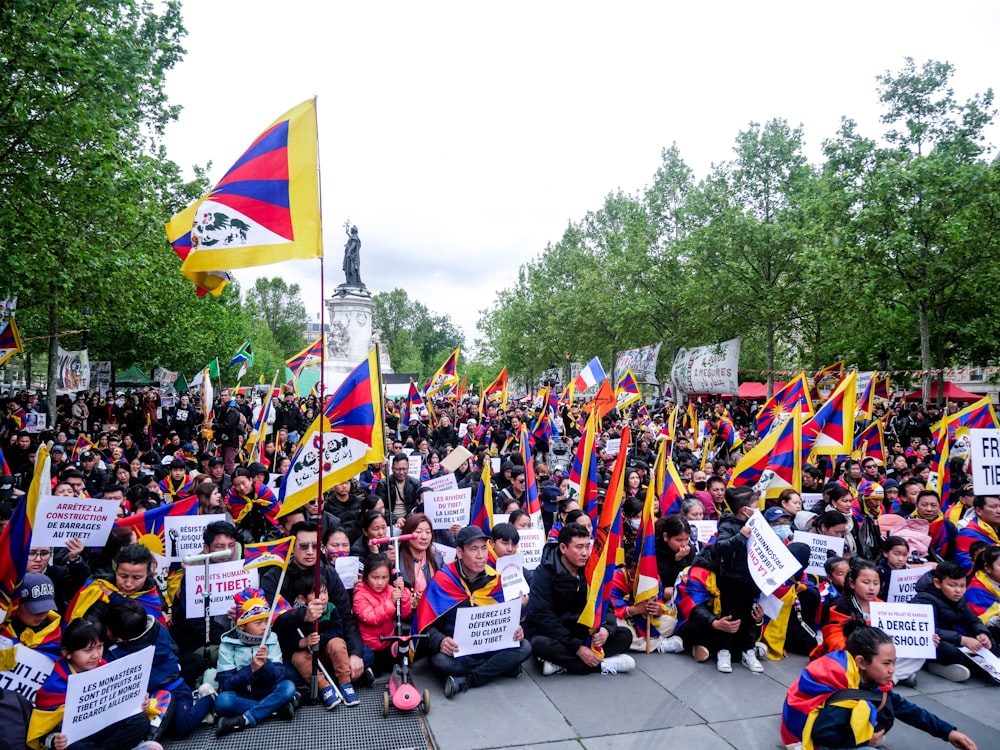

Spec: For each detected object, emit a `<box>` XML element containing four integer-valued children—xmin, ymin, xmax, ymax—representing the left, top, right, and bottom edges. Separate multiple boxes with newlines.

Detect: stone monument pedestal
<box><xmin>322</xmin><ymin>284</ymin><xmax>393</xmax><ymax>393</ymax></box>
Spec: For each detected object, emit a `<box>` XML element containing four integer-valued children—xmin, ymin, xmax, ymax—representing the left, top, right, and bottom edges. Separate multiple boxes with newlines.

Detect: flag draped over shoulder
<box><xmin>243</xmin><ymin>536</ymin><xmax>296</xmax><ymax>569</ymax></box>
<box><xmin>470</xmin><ymin>461</ymin><xmax>494</xmax><ymax>533</ymax></box>
<box><xmin>803</xmin><ymin>370</ymin><xmax>857</xmax><ymax>456</ymax></box>
<box><xmin>167</xmin><ymin>99</ymin><xmax>322</xmax><ymax>285</ymax></box>
<box><xmin>286</xmin><ymin>336</ymin><xmax>324</xmax><ymax>377</ymax></box>
<box><xmin>0</xmin><ymin>443</ymin><xmax>50</xmax><ymax>619</ymax></box>
<box><xmin>426</xmin><ymin>347</ymin><xmax>460</xmax><ymax>396</ymax></box>
<box><xmin>280</xmin><ymin>349</ymin><xmax>385</xmax><ymax>516</ymax></box>
<box><xmin>415</xmin><ymin>561</ymin><xmax>503</xmax><ymax>633</ymax></box>
<box><xmin>755</xmin><ymin>372</ymin><xmax>813</xmax><ymax>438</ymax></box>
<box><xmin>0</xmin><ymin>317</ymin><xmax>23</xmax><ymax>366</ymax></box>
<box><xmin>577</xmin><ymin>427</ymin><xmax>630</xmax><ymax>639</ymax></box>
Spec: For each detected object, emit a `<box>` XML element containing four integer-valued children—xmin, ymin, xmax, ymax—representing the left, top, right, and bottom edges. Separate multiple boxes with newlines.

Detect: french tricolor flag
<box><xmin>574</xmin><ymin>357</ymin><xmax>606</xmax><ymax>391</ymax></box>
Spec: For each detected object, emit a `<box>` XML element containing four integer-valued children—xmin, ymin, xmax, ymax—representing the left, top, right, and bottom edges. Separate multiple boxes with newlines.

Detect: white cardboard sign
<box><xmin>452</xmin><ymin>599</ymin><xmax>521</xmax><ymax>656</ymax></box>
<box><xmin>969</xmin><ymin>428</ymin><xmax>1000</xmax><ymax>495</ymax></box>
<box><xmin>689</xmin><ymin>520</ymin><xmax>718</xmax><ymax>545</ymax></box>
<box><xmin>886</xmin><ymin>566</ymin><xmax>932</xmax><ymax>603</ymax></box>
<box><xmin>62</xmin><ymin>646</ymin><xmax>153</xmax><ymax>745</ymax></box>
<box><xmin>869</xmin><ymin>602</ymin><xmax>936</xmax><ymax>659</ymax></box>
<box><xmin>518</xmin><ymin>529</ymin><xmax>545</xmax><ymax>570</ymax></box>
<box><xmin>747</xmin><ymin>511</ymin><xmax>803</xmax><ymax>597</ymax></box>
<box><xmin>335</xmin><ymin>556</ymin><xmax>361</xmax><ymax>590</ymax></box>
<box><xmin>31</xmin><ymin>496</ymin><xmax>119</xmax><ymax>547</ymax></box>
<box><xmin>792</xmin><ymin>531</ymin><xmax>845</xmax><ymax>576</ymax></box>
<box><xmin>423</xmin><ymin>488</ymin><xmax>471</xmax><ymax>529</ymax></box>
<box><xmin>164</xmin><ymin>514</ymin><xmax>225</xmax><ymax>562</ymax></box>
<box><xmin>422</xmin><ymin>473</ymin><xmax>458</xmax><ymax>493</ymax></box>
<box><xmin>496</xmin><ymin>552</ymin><xmax>529</xmax><ymax>600</ymax></box>
<box><xmin>185</xmin><ymin>559</ymin><xmax>259</xmax><ymax>616</ymax></box>
<box><xmin>0</xmin><ymin>644</ymin><xmax>54</xmax><ymax>703</ymax></box>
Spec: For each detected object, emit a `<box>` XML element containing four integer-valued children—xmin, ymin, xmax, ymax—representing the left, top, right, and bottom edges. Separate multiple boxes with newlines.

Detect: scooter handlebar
<box><xmin>370</xmin><ymin>533</ymin><xmax>417</xmax><ymax>546</ymax></box>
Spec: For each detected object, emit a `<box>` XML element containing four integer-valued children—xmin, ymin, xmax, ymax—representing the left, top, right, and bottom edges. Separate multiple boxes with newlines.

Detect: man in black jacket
<box><xmin>213</xmin><ymin>388</ymin><xmax>243</xmax><ymax>474</ymax></box>
<box><xmin>524</xmin><ymin>522</ymin><xmax>634</xmax><ymax>676</ymax></box>
<box><xmin>376</xmin><ymin>453</ymin><xmax>421</xmax><ymax>525</ymax></box>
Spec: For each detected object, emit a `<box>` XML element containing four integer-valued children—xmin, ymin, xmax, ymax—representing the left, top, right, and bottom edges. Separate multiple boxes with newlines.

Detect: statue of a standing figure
<box><xmin>343</xmin><ymin>225</ymin><xmax>362</xmax><ymax>286</ymax></box>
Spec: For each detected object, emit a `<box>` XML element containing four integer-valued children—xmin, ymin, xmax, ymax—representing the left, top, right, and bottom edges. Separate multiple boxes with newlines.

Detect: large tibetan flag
<box><xmin>0</xmin><ymin>443</ymin><xmax>50</xmax><ymax>621</ymax></box>
<box><xmin>615</xmin><ymin>368</ymin><xmax>642</xmax><ymax>411</ymax></box>
<box><xmin>483</xmin><ymin>366</ymin><xmax>509</xmax><ymax>408</ymax></box>
<box><xmin>936</xmin><ymin>396</ymin><xmax>1000</xmax><ymax>441</ymax></box>
<box><xmin>470</xmin><ymin>461</ymin><xmax>494</xmax><ymax>533</ymax></box>
<box><xmin>401</xmin><ymin>380</ymin><xmax>424</xmax><ymax>428</ymax></box>
<box><xmin>928</xmin><ymin>425</ymin><xmax>951</xmax><ymax>503</ymax></box>
<box><xmin>280</xmin><ymin>349</ymin><xmax>385</xmax><ymax>516</ymax></box>
<box><xmin>426</xmin><ymin>347</ymin><xmax>460</xmax><ymax>396</ymax></box>
<box><xmin>659</xmin><ymin>444</ymin><xmax>688</xmax><ymax>516</ymax></box>
<box><xmin>731</xmin><ymin>407</ymin><xmax>802</xmax><ymax>500</ymax></box>
<box><xmin>853</xmin><ymin>420</ymin><xmax>886</xmax><ymax>466</ymax></box>
<box><xmin>527</xmin><ymin>405</ymin><xmax>554</xmax><ymax>449</ymax></box>
<box><xmin>519</xmin><ymin>424</ymin><xmax>543</xmax><ymax>530</ymax></box>
<box><xmin>569</xmin><ymin>412</ymin><xmax>601</xmax><ymax>527</ymax></box>
<box><xmin>855</xmin><ymin>374</ymin><xmax>876</xmax><ymax>420</ymax></box>
<box><xmin>168</xmin><ymin>99</ymin><xmax>322</xmax><ymax>282</ymax></box>
<box><xmin>873</xmin><ymin>373</ymin><xmax>891</xmax><ymax>402</ymax></box>
<box><xmin>755</xmin><ymin>372</ymin><xmax>813</xmax><ymax>438</ymax></box>
<box><xmin>633</xmin><ymin>448</ymin><xmax>660</xmax><ymax>605</ymax></box>
<box><xmin>229</xmin><ymin>340</ymin><xmax>254</xmax><ymax>380</ymax></box>
<box><xmin>0</xmin><ymin>317</ymin><xmax>23</xmax><ymax>366</ymax></box>
<box><xmin>574</xmin><ymin>357</ymin><xmax>606</xmax><ymax>392</ymax></box>
<box><xmin>286</xmin><ymin>336</ymin><xmax>324</xmax><ymax>377</ymax></box>
<box><xmin>803</xmin><ymin>370</ymin><xmax>857</xmax><ymax>456</ymax></box>
<box><xmin>244</xmin><ymin>536</ymin><xmax>295</xmax><ymax>569</ymax></box>
<box><xmin>577</xmin><ymin>427</ymin><xmax>630</xmax><ymax>640</ymax></box>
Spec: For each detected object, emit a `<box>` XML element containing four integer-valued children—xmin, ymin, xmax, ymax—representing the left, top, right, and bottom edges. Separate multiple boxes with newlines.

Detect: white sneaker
<box><xmin>927</xmin><ymin>662</ymin><xmax>971</xmax><ymax>683</ymax></box>
<box><xmin>716</xmin><ymin>649</ymin><xmax>733</xmax><ymax>673</ymax></box>
<box><xmin>657</xmin><ymin>635</ymin><xmax>685</xmax><ymax>654</ymax></box>
<box><xmin>600</xmin><ymin>654</ymin><xmax>635</xmax><ymax>674</ymax></box>
<box><xmin>541</xmin><ymin>660</ymin><xmax>567</xmax><ymax>676</ymax></box>
<box><xmin>741</xmin><ymin>649</ymin><xmax>764</xmax><ymax>673</ymax></box>
<box><xmin>197</xmin><ymin>682</ymin><xmax>217</xmax><ymax>699</ymax></box>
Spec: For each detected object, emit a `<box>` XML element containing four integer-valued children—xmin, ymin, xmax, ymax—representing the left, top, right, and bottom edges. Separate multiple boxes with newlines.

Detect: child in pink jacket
<box><xmin>352</xmin><ymin>553</ymin><xmax>412</xmax><ymax>675</ymax></box>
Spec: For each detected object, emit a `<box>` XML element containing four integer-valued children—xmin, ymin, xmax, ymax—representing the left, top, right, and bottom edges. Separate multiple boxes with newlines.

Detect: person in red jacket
<box><xmin>353</xmin><ymin>553</ymin><xmax>412</xmax><ymax>675</ymax></box>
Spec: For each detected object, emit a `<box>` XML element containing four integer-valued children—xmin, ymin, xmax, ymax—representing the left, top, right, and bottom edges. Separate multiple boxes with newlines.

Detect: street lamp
<box><xmin>877</xmin><ymin>345</ymin><xmax>889</xmax><ymax>372</ymax></box>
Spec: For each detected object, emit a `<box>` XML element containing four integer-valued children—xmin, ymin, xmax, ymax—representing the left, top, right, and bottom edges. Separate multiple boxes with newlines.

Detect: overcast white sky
<box><xmin>162</xmin><ymin>1</ymin><xmax>999</xmax><ymax>349</ymax></box>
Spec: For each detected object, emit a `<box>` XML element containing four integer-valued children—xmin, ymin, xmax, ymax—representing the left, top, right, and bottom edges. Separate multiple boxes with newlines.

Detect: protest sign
<box><xmin>758</xmin><ymin>593</ymin><xmax>784</xmax><ymax>622</ymax></box>
<box><xmin>423</xmin><ymin>488</ymin><xmax>471</xmax><ymax>529</ymax></box>
<box><xmin>969</xmin><ymin>428</ymin><xmax>1000</xmax><ymax>495</ymax></box>
<box><xmin>747</xmin><ymin>511</ymin><xmax>803</xmax><ymax>597</ymax></box>
<box><xmin>792</xmin><ymin>531</ymin><xmax>846</xmax><ymax>576</ymax></box>
<box><xmin>435</xmin><ymin>544</ymin><xmax>456</xmax><ymax>564</ymax></box>
<box><xmin>615</xmin><ymin>343</ymin><xmax>662</xmax><ymax>385</ymax></box>
<box><xmin>458</xmin><ymin>423</ymin><xmax>468</xmax><ymax>439</ymax></box>
<box><xmin>496</xmin><ymin>553</ymin><xmax>528</xmax><ymax>600</ymax></box>
<box><xmin>452</xmin><ymin>599</ymin><xmax>521</xmax><ymax>656</ymax></box>
<box><xmin>869</xmin><ymin>602</ymin><xmax>936</xmax><ymax>659</ymax></box>
<box><xmin>31</xmin><ymin>496</ymin><xmax>119</xmax><ymax>547</ymax></box>
<box><xmin>186</xmin><ymin>560</ymin><xmax>259</xmax><ymax>616</ymax></box>
<box><xmin>0</xmin><ymin>644</ymin><xmax>54</xmax><ymax>703</ymax></box>
<box><xmin>689</xmin><ymin>520</ymin><xmax>718</xmax><ymax>545</ymax></box>
<box><xmin>800</xmin><ymin>493</ymin><xmax>824</xmax><ymax>508</ymax></box>
<box><xmin>54</xmin><ymin>346</ymin><xmax>90</xmax><ymax>395</ymax></box>
<box><xmin>422</xmin><ymin>473</ymin><xmax>458</xmax><ymax>493</ymax></box>
<box><xmin>492</xmin><ymin>513</ymin><xmax>511</xmax><ymax>528</ymax></box>
<box><xmin>62</xmin><ymin>646</ymin><xmax>153</xmax><ymax>745</ymax></box>
<box><xmin>518</xmin><ymin>529</ymin><xmax>545</xmax><ymax>570</ymax></box>
<box><xmin>441</xmin><ymin>446</ymin><xmax>473</xmax><ymax>473</ymax></box>
<box><xmin>886</xmin><ymin>566</ymin><xmax>933</xmax><ymax>603</ymax></box>
<box><xmin>961</xmin><ymin>646</ymin><xmax>1000</xmax><ymax>683</ymax></box>
<box><xmin>491</xmin><ymin>457</ymin><xmax>501</xmax><ymax>474</ymax></box>
<box><xmin>407</xmin><ymin>454</ymin><xmax>422</xmax><ymax>481</ymax></box>
<box><xmin>164</xmin><ymin>513</ymin><xmax>225</xmax><ymax>562</ymax></box>
<box><xmin>335</xmin><ymin>556</ymin><xmax>361</xmax><ymax>590</ymax></box>
<box><xmin>604</xmin><ymin>438</ymin><xmax>621</xmax><ymax>456</ymax></box>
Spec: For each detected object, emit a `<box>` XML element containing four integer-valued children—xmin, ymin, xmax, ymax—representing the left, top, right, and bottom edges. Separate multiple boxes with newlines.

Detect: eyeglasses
<box><xmin>297</xmin><ymin>543</ymin><xmax>318</xmax><ymax>550</ymax></box>
<box><xmin>28</xmin><ymin>550</ymin><xmax>51</xmax><ymax>559</ymax></box>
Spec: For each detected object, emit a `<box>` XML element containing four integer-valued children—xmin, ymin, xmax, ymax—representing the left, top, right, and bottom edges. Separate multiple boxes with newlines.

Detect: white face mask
<box><xmin>629</xmin><ymin>518</ymin><xmax>641</xmax><ymax>531</ymax></box>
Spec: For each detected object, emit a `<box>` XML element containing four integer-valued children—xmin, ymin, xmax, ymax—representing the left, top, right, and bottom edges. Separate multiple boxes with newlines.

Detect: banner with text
<box><xmin>32</xmin><ymin>496</ymin><xmax>119</xmax><ymax>547</ymax></box>
<box><xmin>62</xmin><ymin>646</ymin><xmax>153</xmax><ymax>745</ymax></box>
<box><xmin>869</xmin><ymin>602</ymin><xmax>936</xmax><ymax>659</ymax></box>
<box><xmin>423</xmin><ymin>488</ymin><xmax>471</xmax><ymax>529</ymax></box>
<box><xmin>615</xmin><ymin>343</ymin><xmax>663</xmax><ymax>385</ymax></box>
<box><xmin>792</xmin><ymin>531</ymin><xmax>845</xmax><ymax>576</ymax></box>
<box><xmin>452</xmin><ymin>599</ymin><xmax>521</xmax><ymax>656</ymax></box>
<box><xmin>747</xmin><ymin>511</ymin><xmax>802</xmax><ymax>597</ymax></box>
<box><xmin>671</xmin><ymin>338</ymin><xmax>740</xmax><ymax>396</ymax></box>
<box><xmin>186</xmin><ymin>560</ymin><xmax>259</xmax><ymax>616</ymax></box>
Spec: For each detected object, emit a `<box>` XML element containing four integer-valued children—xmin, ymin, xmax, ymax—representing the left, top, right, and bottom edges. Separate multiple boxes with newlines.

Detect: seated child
<box><xmin>214</xmin><ymin>589</ymin><xmax>297</xmax><ymax>736</ymax></box>
<box><xmin>28</xmin><ymin>619</ymin><xmax>158</xmax><ymax>750</ymax></box>
<box><xmin>1</xmin><ymin>573</ymin><xmax>62</xmax><ymax>660</ymax></box>
<box><xmin>274</xmin><ymin>577</ymin><xmax>358</xmax><ymax>708</ymax></box>
<box><xmin>352</xmin><ymin>553</ymin><xmax>412</xmax><ymax>676</ymax></box>
<box><xmin>911</xmin><ymin>561</ymin><xmax>998</xmax><ymax>683</ymax></box>
<box><xmin>966</xmin><ymin>545</ymin><xmax>1000</xmax><ymax>644</ymax></box>
<box><xmin>876</xmin><ymin>536</ymin><xmax>910</xmax><ymax>601</ymax></box>
<box><xmin>106</xmin><ymin>599</ymin><xmax>213</xmax><ymax>739</ymax></box>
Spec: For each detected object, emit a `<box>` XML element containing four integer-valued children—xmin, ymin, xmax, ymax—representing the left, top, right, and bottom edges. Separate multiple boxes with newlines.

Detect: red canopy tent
<box><xmin>735</xmin><ymin>382</ymin><xmax>786</xmax><ymax>400</ymax></box>
<box><xmin>902</xmin><ymin>381</ymin><xmax>984</xmax><ymax>403</ymax></box>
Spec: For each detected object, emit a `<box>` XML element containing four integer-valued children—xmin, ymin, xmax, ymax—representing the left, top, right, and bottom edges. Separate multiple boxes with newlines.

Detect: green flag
<box><xmin>207</xmin><ymin>357</ymin><xmax>220</xmax><ymax>379</ymax></box>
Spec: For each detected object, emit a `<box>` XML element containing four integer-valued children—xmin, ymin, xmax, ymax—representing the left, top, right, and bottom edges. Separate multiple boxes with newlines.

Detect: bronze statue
<box><xmin>343</xmin><ymin>225</ymin><xmax>362</xmax><ymax>286</ymax></box>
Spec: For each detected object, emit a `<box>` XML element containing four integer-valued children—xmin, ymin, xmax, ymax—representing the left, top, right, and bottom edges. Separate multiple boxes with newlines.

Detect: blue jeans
<box><xmin>166</xmin><ymin>683</ymin><xmax>214</xmax><ymax>738</ymax></box>
<box><xmin>429</xmin><ymin>640</ymin><xmax>532</xmax><ymax>687</ymax></box>
<box><xmin>214</xmin><ymin>679</ymin><xmax>297</xmax><ymax>727</ymax></box>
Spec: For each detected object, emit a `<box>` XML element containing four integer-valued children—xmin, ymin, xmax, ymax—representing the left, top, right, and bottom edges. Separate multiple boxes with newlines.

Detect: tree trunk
<box><xmin>919</xmin><ymin>301</ymin><xmax>931</xmax><ymax>405</ymax></box>
<box><xmin>934</xmin><ymin>334</ymin><xmax>946</xmax><ymax>408</ymax></box>
<box><xmin>25</xmin><ymin>351</ymin><xmax>32</xmax><ymax>389</ymax></box>
<box><xmin>46</xmin><ymin>286</ymin><xmax>59</xmax><ymax>419</ymax></box>
<box><xmin>766</xmin><ymin>317</ymin><xmax>775</xmax><ymax>400</ymax></box>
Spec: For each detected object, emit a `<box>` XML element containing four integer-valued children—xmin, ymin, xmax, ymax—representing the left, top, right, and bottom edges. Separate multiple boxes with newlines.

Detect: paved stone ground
<box><xmin>415</xmin><ymin>651</ymin><xmax>998</xmax><ymax>750</ymax></box>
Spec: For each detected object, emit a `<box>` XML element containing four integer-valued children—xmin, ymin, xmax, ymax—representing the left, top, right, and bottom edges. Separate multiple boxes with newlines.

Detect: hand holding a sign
<box><xmin>961</xmin><ymin>633</ymin><xmax>992</xmax><ymax>653</ymax></box>
<box><xmin>66</xmin><ymin>537</ymin><xmax>84</xmax><ymax>562</ymax></box>
<box><xmin>439</xmin><ymin>636</ymin><xmax>459</xmax><ymax>657</ymax></box>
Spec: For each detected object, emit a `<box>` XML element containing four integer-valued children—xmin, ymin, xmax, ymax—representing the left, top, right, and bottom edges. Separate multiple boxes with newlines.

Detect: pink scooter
<box><xmin>372</xmin><ymin>533</ymin><xmax>430</xmax><ymax>717</ymax></box>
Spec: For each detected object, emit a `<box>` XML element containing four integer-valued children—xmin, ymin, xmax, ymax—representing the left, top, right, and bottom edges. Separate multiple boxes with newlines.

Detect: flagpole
<box><xmin>312</xmin><ymin>94</ymin><xmax>325</xmax><ymax>701</ymax></box>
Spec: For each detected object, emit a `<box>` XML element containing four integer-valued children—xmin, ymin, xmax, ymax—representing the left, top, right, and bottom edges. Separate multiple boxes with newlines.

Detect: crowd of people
<box><xmin>1</xmin><ymin>383</ymin><xmax>998</xmax><ymax>750</ymax></box>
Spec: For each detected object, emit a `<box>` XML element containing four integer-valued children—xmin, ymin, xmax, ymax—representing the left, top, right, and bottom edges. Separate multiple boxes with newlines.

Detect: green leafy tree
<box><xmin>244</xmin><ymin>277</ymin><xmax>308</xmax><ymax>356</ymax></box>
<box><xmin>372</xmin><ymin>289</ymin><xmax>465</xmax><ymax>378</ymax></box>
